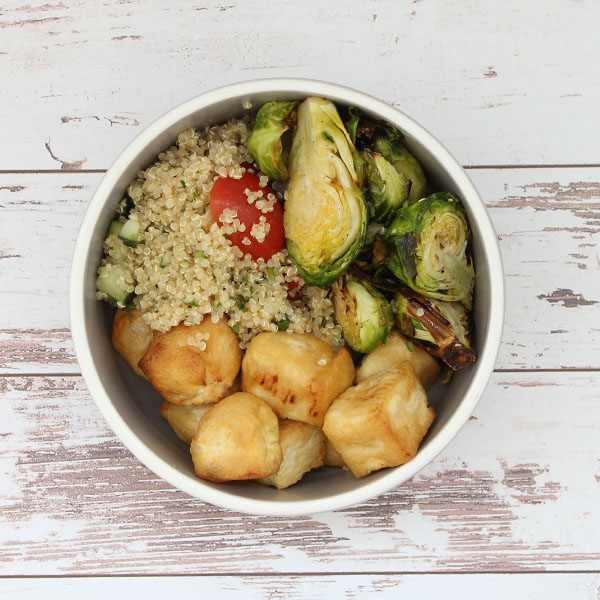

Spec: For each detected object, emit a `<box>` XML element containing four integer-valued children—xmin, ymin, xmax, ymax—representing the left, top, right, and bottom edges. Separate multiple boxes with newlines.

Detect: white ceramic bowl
<box><xmin>70</xmin><ymin>78</ymin><xmax>504</xmax><ymax>516</ymax></box>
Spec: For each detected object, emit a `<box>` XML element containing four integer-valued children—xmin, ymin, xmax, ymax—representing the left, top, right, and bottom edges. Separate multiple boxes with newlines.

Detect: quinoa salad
<box><xmin>98</xmin><ymin>96</ymin><xmax>478</xmax><ymax>488</ymax></box>
<box><xmin>97</xmin><ymin>117</ymin><xmax>343</xmax><ymax>349</ymax></box>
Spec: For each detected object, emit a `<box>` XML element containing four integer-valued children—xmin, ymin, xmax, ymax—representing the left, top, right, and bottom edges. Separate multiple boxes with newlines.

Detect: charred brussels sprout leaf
<box><xmin>332</xmin><ymin>271</ymin><xmax>393</xmax><ymax>353</ymax></box>
<box><xmin>385</xmin><ymin>192</ymin><xmax>475</xmax><ymax>309</ymax></box>
<box><xmin>364</xmin><ymin>150</ymin><xmax>411</xmax><ymax>224</ymax></box>
<box><xmin>393</xmin><ymin>285</ymin><xmax>476</xmax><ymax>370</ymax></box>
<box><xmin>284</xmin><ymin>97</ymin><xmax>367</xmax><ymax>287</ymax></box>
<box><xmin>247</xmin><ymin>101</ymin><xmax>298</xmax><ymax>180</ymax></box>
<box><xmin>345</xmin><ymin>106</ymin><xmax>360</xmax><ymax>144</ymax></box>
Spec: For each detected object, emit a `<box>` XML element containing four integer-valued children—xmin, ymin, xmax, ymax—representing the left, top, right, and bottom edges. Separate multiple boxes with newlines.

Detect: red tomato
<box><xmin>209</xmin><ymin>173</ymin><xmax>285</xmax><ymax>261</ymax></box>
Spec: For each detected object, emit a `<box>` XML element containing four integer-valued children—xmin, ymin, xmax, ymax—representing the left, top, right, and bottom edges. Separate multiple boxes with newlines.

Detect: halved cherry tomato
<box><xmin>209</xmin><ymin>172</ymin><xmax>285</xmax><ymax>261</ymax></box>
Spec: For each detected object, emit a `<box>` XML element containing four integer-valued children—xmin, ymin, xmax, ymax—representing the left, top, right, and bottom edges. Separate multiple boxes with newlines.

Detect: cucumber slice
<box><xmin>106</xmin><ymin>220</ymin><xmax>123</xmax><ymax>238</ymax></box>
<box><xmin>96</xmin><ymin>264</ymin><xmax>132</xmax><ymax>305</ymax></box>
<box><xmin>118</xmin><ymin>219</ymin><xmax>139</xmax><ymax>247</ymax></box>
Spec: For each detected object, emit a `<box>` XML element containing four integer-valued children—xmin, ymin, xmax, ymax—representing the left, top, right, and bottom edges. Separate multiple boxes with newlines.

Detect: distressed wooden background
<box><xmin>1</xmin><ymin>0</ymin><xmax>599</xmax><ymax>597</ymax></box>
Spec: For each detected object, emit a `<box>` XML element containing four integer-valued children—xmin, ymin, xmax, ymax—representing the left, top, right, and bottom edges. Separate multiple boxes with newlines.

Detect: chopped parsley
<box><xmin>276</xmin><ymin>318</ymin><xmax>291</xmax><ymax>330</ymax></box>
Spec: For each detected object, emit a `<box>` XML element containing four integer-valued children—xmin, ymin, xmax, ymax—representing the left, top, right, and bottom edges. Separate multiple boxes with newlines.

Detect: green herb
<box><xmin>241</xmin><ymin>273</ymin><xmax>249</xmax><ymax>283</ymax></box>
<box><xmin>224</xmin><ymin>233</ymin><xmax>229</xmax><ymax>240</ymax></box>
<box><xmin>160</xmin><ymin>256</ymin><xmax>169</xmax><ymax>268</ymax></box>
<box><xmin>180</xmin><ymin>179</ymin><xmax>186</xmax><ymax>188</ymax></box>
<box><xmin>406</xmin><ymin>341</ymin><xmax>415</xmax><ymax>352</ymax></box>
<box><xmin>192</xmin><ymin>187</ymin><xmax>199</xmax><ymax>200</ymax></box>
<box><xmin>185</xmin><ymin>300</ymin><xmax>200</xmax><ymax>307</ymax></box>
<box><xmin>276</xmin><ymin>318</ymin><xmax>291</xmax><ymax>330</ymax></box>
<box><xmin>216</xmin><ymin>302</ymin><xmax>223</xmax><ymax>309</ymax></box>
<box><xmin>231</xmin><ymin>324</ymin><xmax>240</xmax><ymax>334</ymax></box>
<box><xmin>124</xmin><ymin>297</ymin><xmax>135</xmax><ymax>315</ymax></box>
<box><xmin>233</xmin><ymin>297</ymin><xmax>246</xmax><ymax>310</ymax></box>
<box><xmin>194</xmin><ymin>250</ymin><xmax>205</xmax><ymax>259</ymax></box>
<box><xmin>266</xmin><ymin>266</ymin><xmax>275</xmax><ymax>282</ymax></box>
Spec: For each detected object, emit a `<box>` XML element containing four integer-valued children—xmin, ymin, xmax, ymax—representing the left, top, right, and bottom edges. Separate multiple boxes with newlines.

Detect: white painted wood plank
<box><xmin>1</xmin><ymin>573</ymin><xmax>599</xmax><ymax>600</ymax></box>
<box><xmin>1</xmin><ymin>371</ymin><xmax>599</xmax><ymax>575</ymax></box>
<box><xmin>0</xmin><ymin>0</ymin><xmax>598</xmax><ymax>169</ymax></box>
<box><xmin>0</xmin><ymin>168</ymin><xmax>598</xmax><ymax>373</ymax></box>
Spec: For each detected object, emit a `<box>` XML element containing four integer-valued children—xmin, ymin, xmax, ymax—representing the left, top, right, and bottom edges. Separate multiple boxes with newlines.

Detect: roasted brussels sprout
<box><xmin>393</xmin><ymin>285</ymin><xmax>476</xmax><ymax>370</ymax></box>
<box><xmin>284</xmin><ymin>97</ymin><xmax>367</xmax><ymax>287</ymax></box>
<box><xmin>364</xmin><ymin>150</ymin><xmax>411</xmax><ymax>224</ymax></box>
<box><xmin>355</xmin><ymin>118</ymin><xmax>427</xmax><ymax>204</ymax></box>
<box><xmin>385</xmin><ymin>192</ymin><xmax>475</xmax><ymax>309</ymax></box>
<box><xmin>344</xmin><ymin>106</ymin><xmax>360</xmax><ymax>144</ymax></box>
<box><xmin>332</xmin><ymin>270</ymin><xmax>393</xmax><ymax>353</ymax></box>
<box><xmin>247</xmin><ymin>101</ymin><xmax>298</xmax><ymax>180</ymax></box>
<box><xmin>374</xmin><ymin>132</ymin><xmax>427</xmax><ymax>204</ymax></box>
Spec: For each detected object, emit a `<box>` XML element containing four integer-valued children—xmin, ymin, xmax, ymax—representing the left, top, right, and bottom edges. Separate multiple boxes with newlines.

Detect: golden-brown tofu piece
<box><xmin>139</xmin><ymin>318</ymin><xmax>242</xmax><ymax>405</ymax></box>
<box><xmin>242</xmin><ymin>331</ymin><xmax>355</xmax><ymax>427</ymax></box>
<box><xmin>160</xmin><ymin>402</ymin><xmax>214</xmax><ymax>445</ymax></box>
<box><xmin>324</xmin><ymin>438</ymin><xmax>346</xmax><ymax>468</ymax></box>
<box><xmin>356</xmin><ymin>331</ymin><xmax>440</xmax><ymax>390</ymax></box>
<box><xmin>323</xmin><ymin>364</ymin><xmax>435</xmax><ymax>478</ymax></box>
<box><xmin>258</xmin><ymin>420</ymin><xmax>326</xmax><ymax>489</ymax></box>
<box><xmin>112</xmin><ymin>308</ymin><xmax>153</xmax><ymax>378</ymax></box>
<box><xmin>190</xmin><ymin>392</ymin><xmax>282</xmax><ymax>482</ymax></box>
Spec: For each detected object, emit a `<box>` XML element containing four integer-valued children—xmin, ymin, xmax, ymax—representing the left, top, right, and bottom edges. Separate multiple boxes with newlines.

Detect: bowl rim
<box><xmin>69</xmin><ymin>77</ymin><xmax>505</xmax><ymax>516</ymax></box>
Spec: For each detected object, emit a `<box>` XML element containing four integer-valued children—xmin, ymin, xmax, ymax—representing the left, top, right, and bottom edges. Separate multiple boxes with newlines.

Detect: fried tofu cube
<box><xmin>190</xmin><ymin>392</ymin><xmax>282</xmax><ymax>482</ymax></box>
<box><xmin>242</xmin><ymin>331</ymin><xmax>355</xmax><ymax>427</ymax></box>
<box><xmin>356</xmin><ymin>331</ymin><xmax>440</xmax><ymax>390</ymax></box>
<box><xmin>139</xmin><ymin>317</ymin><xmax>242</xmax><ymax>405</ymax></box>
<box><xmin>258</xmin><ymin>420</ymin><xmax>326</xmax><ymax>489</ymax></box>
<box><xmin>324</xmin><ymin>437</ymin><xmax>346</xmax><ymax>468</ymax></box>
<box><xmin>160</xmin><ymin>402</ymin><xmax>214</xmax><ymax>445</ymax></box>
<box><xmin>323</xmin><ymin>364</ymin><xmax>435</xmax><ymax>478</ymax></box>
<box><xmin>112</xmin><ymin>308</ymin><xmax>153</xmax><ymax>378</ymax></box>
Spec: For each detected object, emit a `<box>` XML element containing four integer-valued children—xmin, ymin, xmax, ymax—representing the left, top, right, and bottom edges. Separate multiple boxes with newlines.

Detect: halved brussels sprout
<box><xmin>385</xmin><ymin>192</ymin><xmax>475</xmax><ymax>309</ymax></box>
<box><xmin>355</xmin><ymin>118</ymin><xmax>427</xmax><ymax>204</ymax></box>
<box><xmin>247</xmin><ymin>101</ymin><xmax>298</xmax><ymax>180</ymax></box>
<box><xmin>332</xmin><ymin>271</ymin><xmax>393</xmax><ymax>353</ymax></box>
<box><xmin>393</xmin><ymin>287</ymin><xmax>476</xmax><ymax>370</ymax></box>
<box><xmin>364</xmin><ymin>150</ymin><xmax>411</xmax><ymax>225</ymax></box>
<box><xmin>284</xmin><ymin>97</ymin><xmax>367</xmax><ymax>287</ymax></box>
<box><xmin>374</xmin><ymin>131</ymin><xmax>427</xmax><ymax>204</ymax></box>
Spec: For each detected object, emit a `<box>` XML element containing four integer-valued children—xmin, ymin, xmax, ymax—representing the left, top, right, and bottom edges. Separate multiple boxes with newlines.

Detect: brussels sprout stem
<box><xmin>393</xmin><ymin>283</ymin><xmax>477</xmax><ymax>370</ymax></box>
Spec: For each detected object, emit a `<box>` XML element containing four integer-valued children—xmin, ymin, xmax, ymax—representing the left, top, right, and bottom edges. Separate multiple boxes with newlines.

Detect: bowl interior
<box><xmin>74</xmin><ymin>81</ymin><xmax>500</xmax><ymax>512</ymax></box>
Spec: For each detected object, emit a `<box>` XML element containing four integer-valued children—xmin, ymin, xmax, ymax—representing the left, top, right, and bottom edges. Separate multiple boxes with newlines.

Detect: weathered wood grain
<box><xmin>0</xmin><ymin>168</ymin><xmax>598</xmax><ymax>373</ymax></box>
<box><xmin>0</xmin><ymin>1</ymin><xmax>599</xmax><ymax>169</ymax></box>
<box><xmin>1</xmin><ymin>371</ymin><xmax>599</xmax><ymax>575</ymax></box>
<box><xmin>1</xmin><ymin>573</ymin><xmax>599</xmax><ymax>599</ymax></box>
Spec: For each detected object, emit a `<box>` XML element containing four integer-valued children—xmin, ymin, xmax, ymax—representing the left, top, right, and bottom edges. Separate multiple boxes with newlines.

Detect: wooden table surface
<box><xmin>1</xmin><ymin>1</ymin><xmax>599</xmax><ymax>597</ymax></box>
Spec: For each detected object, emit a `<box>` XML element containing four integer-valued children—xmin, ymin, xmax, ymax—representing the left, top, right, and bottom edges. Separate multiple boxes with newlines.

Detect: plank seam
<box><xmin>2</xmin><ymin>164</ymin><xmax>600</xmax><ymax>176</ymax></box>
<box><xmin>0</xmin><ymin>570</ymin><xmax>599</xmax><ymax>579</ymax></box>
